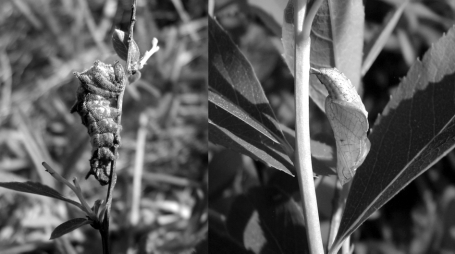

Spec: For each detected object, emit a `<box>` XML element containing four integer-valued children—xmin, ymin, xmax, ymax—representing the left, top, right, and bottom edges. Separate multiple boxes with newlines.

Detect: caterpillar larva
<box><xmin>71</xmin><ymin>60</ymin><xmax>126</xmax><ymax>185</ymax></box>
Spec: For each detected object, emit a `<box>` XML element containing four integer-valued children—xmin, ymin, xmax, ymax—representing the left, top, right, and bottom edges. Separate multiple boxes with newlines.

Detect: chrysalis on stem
<box><xmin>311</xmin><ymin>67</ymin><xmax>370</xmax><ymax>185</ymax></box>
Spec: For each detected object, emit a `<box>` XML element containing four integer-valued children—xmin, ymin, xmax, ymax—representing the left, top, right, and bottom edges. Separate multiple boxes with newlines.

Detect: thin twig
<box><xmin>327</xmin><ymin>180</ymin><xmax>352</xmax><ymax>253</ymax></box>
<box><xmin>101</xmin><ymin>161</ymin><xmax>117</xmax><ymax>254</ymax></box>
<box><xmin>100</xmin><ymin>226</ymin><xmax>109</xmax><ymax>254</ymax></box>
<box><xmin>127</xmin><ymin>0</ymin><xmax>137</xmax><ymax>75</ymax></box>
<box><xmin>100</xmin><ymin>0</ymin><xmax>137</xmax><ymax>252</ymax></box>
<box><xmin>340</xmin><ymin>182</ymin><xmax>352</xmax><ymax>254</ymax></box>
<box><xmin>42</xmin><ymin>162</ymin><xmax>93</xmax><ymax>215</ymax></box>
<box><xmin>99</xmin><ymin>64</ymin><xmax>125</xmax><ymax>254</ymax></box>
<box><xmin>327</xmin><ymin>178</ymin><xmax>343</xmax><ymax>250</ymax></box>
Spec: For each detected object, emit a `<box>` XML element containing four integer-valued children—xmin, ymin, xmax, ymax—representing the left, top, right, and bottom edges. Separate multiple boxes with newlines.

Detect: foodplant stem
<box><xmin>294</xmin><ymin>0</ymin><xmax>324</xmax><ymax>253</ymax></box>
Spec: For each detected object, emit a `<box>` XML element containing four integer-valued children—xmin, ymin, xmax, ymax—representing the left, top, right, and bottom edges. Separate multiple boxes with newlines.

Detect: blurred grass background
<box><xmin>0</xmin><ymin>0</ymin><xmax>207</xmax><ymax>253</ymax></box>
<box><xmin>209</xmin><ymin>0</ymin><xmax>455</xmax><ymax>253</ymax></box>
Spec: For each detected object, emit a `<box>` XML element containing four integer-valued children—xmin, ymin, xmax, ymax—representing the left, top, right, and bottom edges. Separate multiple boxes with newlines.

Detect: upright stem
<box><xmin>101</xmin><ymin>158</ymin><xmax>118</xmax><ymax>254</ymax></box>
<box><xmin>127</xmin><ymin>0</ymin><xmax>137</xmax><ymax>75</ymax></box>
<box><xmin>342</xmin><ymin>236</ymin><xmax>351</xmax><ymax>254</ymax></box>
<box><xmin>294</xmin><ymin>0</ymin><xmax>324</xmax><ymax>253</ymax></box>
<box><xmin>327</xmin><ymin>179</ymin><xmax>351</xmax><ymax>251</ymax></box>
<box><xmin>100</xmin><ymin>227</ymin><xmax>109</xmax><ymax>254</ymax></box>
<box><xmin>340</xmin><ymin>183</ymin><xmax>352</xmax><ymax>254</ymax></box>
<box><xmin>327</xmin><ymin>181</ymin><xmax>342</xmax><ymax>250</ymax></box>
<box><xmin>99</xmin><ymin>0</ymin><xmax>135</xmax><ymax>250</ymax></box>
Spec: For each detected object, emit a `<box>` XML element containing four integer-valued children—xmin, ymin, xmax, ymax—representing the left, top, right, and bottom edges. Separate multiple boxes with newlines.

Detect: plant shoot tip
<box><xmin>138</xmin><ymin>38</ymin><xmax>160</xmax><ymax>69</ymax></box>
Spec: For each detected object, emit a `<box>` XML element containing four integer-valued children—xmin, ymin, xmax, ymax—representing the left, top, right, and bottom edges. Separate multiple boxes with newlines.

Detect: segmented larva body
<box><xmin>71</xmin><ymin>60</ymin><xmax>126</xmax><ymax>185</ymax></box>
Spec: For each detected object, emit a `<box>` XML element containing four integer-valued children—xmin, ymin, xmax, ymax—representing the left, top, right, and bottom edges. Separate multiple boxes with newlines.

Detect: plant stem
<box><xmin>294</xmin><ymin>0</ymin><xmax>324</xmax><ymax>253</ymax></box>
<box><xmin>100</xmin><ymin>227</ymin><xmax>109</xmax><ymax>254</ymax></box>
<box><xmin>327</xmin><ymin>179</ymin><xmax>351</xmax><ymax>251</ymax></box>
<box><xmin>341</xmin><ymin>183</ymin><xmax>352</xmax><ymax>254</ymax></box>
<box><xmin>327</xmin><ymin>180</ymin><xmax>352</xmax><ymax>254</ymax></box>
<box><xmin>342</xmin><ymin>235</ymin><xmax>351</xmax><ymax>254</ymax></box>
<box><xmin>127</xmin><ymin>0</ymin><xmax>137</xmax><ymax>75</ymax></box>
<box><xmin>327</xmin><ymin>180</ymin><xmax>342</xmax><ymax>250</ymax></box>
<box><xmin>100</xmin><ymin>160</ymin><xmax>118</xmax><ymax>254</ymax></box>
<box><xmin>99</xmin><ymin>0</ymin><xmax>136</xmax><ymax>250</ymax></box>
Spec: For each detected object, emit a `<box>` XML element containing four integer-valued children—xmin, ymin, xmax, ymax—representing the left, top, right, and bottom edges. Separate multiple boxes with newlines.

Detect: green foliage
<box><xmin>333</xmin><ymin>24</ymin><xmax>455</xmax><ymax>252</ymax></box>
<box><xmin>210</xmin><ymin>1</ymin><xmax>455</xmax><ymax>253</ymax></box>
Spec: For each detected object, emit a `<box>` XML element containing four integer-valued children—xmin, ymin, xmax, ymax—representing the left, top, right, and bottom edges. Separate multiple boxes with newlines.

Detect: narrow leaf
<box><xmin>50</xmin><ymin>218</ymin><xmax>90</xmax><ymax>240</ymax></box>
<box><xmin>332</xmin><ymin>26</ymin><xmax>455</xmax><ymax>253</ymax></box>
<box><xmin>0</xmin><ymin>181</ymin><xmax>84</xmax><ymax>210</ymax></box>
<box><xmin>362</xmin><ymin>0</ymin><xmax>409</xmax><ymax>76</ymax></box>
<box><xmin>282</xmin><ymin>0</ymin><xmax>365</xmax><ymax>111</ymax></box>
<box><xmin>209</xmin><ymin>16</ymin><xmax>294</xmax><ymax>175</ymax></box>
<box><xmin>311</xmin><ymin>67</ymin><xmax>370</xmax><ymax>185</ymax></box>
